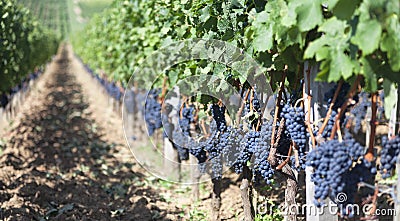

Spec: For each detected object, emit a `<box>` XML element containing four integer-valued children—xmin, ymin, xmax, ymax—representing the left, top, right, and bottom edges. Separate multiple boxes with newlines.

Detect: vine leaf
<box><xmin>330</xmin><ymin>50</ymin><xmax>354</xmax><ymax>81</ymax></box>
<box><xmin>295</xmin><ymin>0</ymin><xmax>323</xmax><ymax>32</ymax></box>
<box><xmin>252</xmin><ymin>11</ymin><xmax>273</xmax><ymax>52</ymax></box>
<box><xmin>351</xmin><ymin>20</ymin><xmax>382</xmax><ymax>56</ymax></box>
<box><xmin>380</xmin><ymin>15</ymin><xmax>400</xmax><ymax>71</ymax></box>
<box><xmin>253</xmin><ymin>25</ymin><xmax>273</xmax><ymax>52</ymax></box>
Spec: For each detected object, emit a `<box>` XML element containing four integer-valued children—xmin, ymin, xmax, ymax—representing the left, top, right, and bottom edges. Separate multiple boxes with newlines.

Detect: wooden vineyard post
<box><xmin>190</xmin><ymin>123</ymin><xmax>200</xmax><ymax>202</ymax></box>
<box><xmin>163</xmin><ymin>124</ymin><xmax>180</xmax><ymax>181</ymax></box>
<box><xmin>392</xmin><ymin>87</ymin><xmax>399</xmax><ymax>221</ymax></box>
<box><xmin>163</xmin><ymin>136</ymin><xmax>180</xmax><ymax>181</ymax></box>
<box><xmin>163</xmin><ymin>90</ymin><xmax>180</xmax><ymax>181</ymax></box>
<box><xmin>389</xmin><ymin>86</ymin><xmax>399</xmax><ymax>138</ymax></box>
<box><xmin>304</xmin><ymin>62</ymin><xmax>338</xmax><ymax>221</ymax></box>
<box><xmin>241</xmin><ymin>165</ymin><xmax>253</xmax><ymax>221</ymax></box>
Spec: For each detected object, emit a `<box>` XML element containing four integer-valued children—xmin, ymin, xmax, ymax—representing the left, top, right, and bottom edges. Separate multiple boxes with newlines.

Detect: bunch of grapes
<box><xmin>336</xmin><ymin>159</ymin><xmax>375</xmax><ymax>218</ymax></box>
<box><xmin>179</xmin><ymin>106</ymin><xmax>195</xmax><ymax>136</ymax></box>
<box><xmin>244</xmin><ymin>102</ymin><xmax>251</xmax><ymax>116</ymax></box>
<box><xmin>188</xmin><ymin>139</ymin><xmax>208</xmax><ymax>173</ymax></box>
<box><xmin>380</xmin><ymin>136</ymin><xmax>400</xmax><ymax>178</ymax></box>
<box><xmin>233</xmin><ymin>130</ymin><xmax>259</xmax><ymax>174</ymax></box>
<box><xmin>206</xmin><ymin>105</ymin><xmax>228</xmax><ymax>179</ymax></box>
<box><xmin>220</xmin><ymin>126</ymin><xmax>243</xmax><ymax>167</ymax></box>
<box><xmin>253</xmin><ymin>120</ymin><xmax>274</xmax><ymax>184</ymax></box>
<box><xmin>144</xmin><ymin>89</ymin><xmax>162</xmax><ymax>136</ymax></box>
<box><xmin>281</xmin><ymin>103</ymin><xmax>307</xmax><ymax>169</ymax></box>
<box><xmin>210</xmin><ymin>104</ymin><xmax>227</xmax><ymax>132</ymax></box>
<box><xmin>348</xmin><ymin>92</ymin><xmax>370</xmax><ymax>133</ymax></box>
<box><xmin>306</xmin><ymin>132</ymin><xmax>365</xmax><ymax>207</ymax></box>
<box><xmin>204</xmin><ymin>129</ymin><xmax>223</xmax><ymax>179</ymax></box>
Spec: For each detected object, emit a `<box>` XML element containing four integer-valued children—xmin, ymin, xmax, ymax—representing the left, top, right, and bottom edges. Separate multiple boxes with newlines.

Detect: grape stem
<box><xmin>365</xmin><ymin>92</ymin><xmax>377</xmax><ymax>162</ymax></box>
<box><xmin>318</xmin><ymin>80</ymin><xmax>344</xmax><ymax>136</ymax></box>
<box><xmin>160</xmin><ymin>76</ymin><xmax>168</xmax><ymax>102</ymax></box>
<box><xmin>268</xmin><ymin>72</ymin><xmax>286</xmax><ymax>166</ymax></box>
<box><xmin>270</xmin><ymin>72</ymin><xmax>286</xmax><ymax>147</ymax></box>
<box><xmin>294</xmin><ymin>98</ymin><xmax>304</xmax><ymax>108</ymax></box>
<box><xmin>268</xmin><ymin>118</ymin><xmax>285</xmax><ymax>167</ymax></box>
<box><xmin>329</xmin><ymin>75</ymin><xmax>362</xmax><ymax>140</ymax></box>
<box><xmin>236</xmin><ymin>88</ymin><xmax>251</xmax><ymax>125</ymax></box>
<box><xmin>336</xmin><ymin>120</ymin><xmax>343</xmax><ymax>142</ymax></box>
<box><xmin>250</xmin><ymin>88</ymin><xmax>264</xmax><ymax>131</ymax></box>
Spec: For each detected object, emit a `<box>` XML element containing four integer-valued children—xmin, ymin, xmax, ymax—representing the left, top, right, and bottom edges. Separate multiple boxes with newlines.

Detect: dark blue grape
<box><xmin>306</xmin><ymin>132</ymin><xmax>365</xmax><ymax>211</ymax></box>
<box><xmin>280</xmin><ymin>103</ymin><xmax>307</xmax><ymax>169</ymax></box>
<box><xmin>380</xmin><ymin>136</ymin><xmax>400</xmax><ymax>178</ymax></box>
<box><xmin>144</xmin><ymin>89</ymin><xmax>162</xmax><ymax>136</ymax></box>
<box><xmin>232</xmin><ymin>129</ymin><xmax>259</xmax><ymax>174</ymax></box>
<box><xmin>188</xmin><ymin>140</ymin><xmax>207</xmax><ymax>173</ymax></box>
<box><xmin>253</xmin><ymin>120</ymin><xmax>274</xmax><ymax>184</ymax></box>
<box><xmin>210</xmin><ymin>104</ymin><xmax>227</xmax><ymax>132</ymax></box>
<box><xmin>204</xmin><ymin>126</ymin><xmax>223</xmax><ymax>179</ymax></box>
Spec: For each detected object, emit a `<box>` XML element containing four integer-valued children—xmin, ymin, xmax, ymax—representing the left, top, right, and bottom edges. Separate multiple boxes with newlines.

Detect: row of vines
<box><xmin>16</xmin><ymin>0</ymin><xmax>71</xmax><ymax>38</ymax></box>
<box><xmin>0</xmin><ymin>0</ymin><xmax>60</xmax><ymax>94</ymax></box>
<box><xmin>73</xmin><ymin>0</ymin><xmax>400</xmax><ymax>220</ymax></box>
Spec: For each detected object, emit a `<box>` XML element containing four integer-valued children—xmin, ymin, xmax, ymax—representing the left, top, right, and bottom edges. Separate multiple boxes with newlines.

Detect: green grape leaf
<box><xmin>253</xmin><ymin>25</ymin><xmax>273</xmax><ymax>52</ymax></box>
<box><xmin>281</xmin><ymin>1</ymin><xmax>298</xmax><ymax>27</ymax></box>
<box><xmin>380</xmin><ymin>16</ymin><xmax>400</xmax><ymax>71</ymax></box>
<box><xmin>295</xmin><ymin>0</ymin><xmax>323</xmax><ymax>32</ymax></box>
<box><xmin>351</xmin><ymin>20</ymin><xmax>382</xmax><ymax>56</ymax></box>
<box><xmin>330</xmin><ymin>50</ymin><xmax>354</xmax><ymax>81</ymax></box>
<box><xmin>318</xmin><ymin>17</ymin><xmax>348</xmax><ymax>36</ymax></box>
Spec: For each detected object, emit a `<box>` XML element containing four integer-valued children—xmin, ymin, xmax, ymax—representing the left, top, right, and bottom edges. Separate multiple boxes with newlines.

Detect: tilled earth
<box><xmin>0</xmin><ymin>45</ymin><xmax>184</xmax><ymax>220</ymax></box>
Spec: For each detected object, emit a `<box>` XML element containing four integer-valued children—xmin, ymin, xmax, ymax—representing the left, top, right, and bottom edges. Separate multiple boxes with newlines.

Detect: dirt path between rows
<box><xmin>0</xmin><ymin>44</ymin><xmax>182</xmax><ymax>220</ymax></box>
